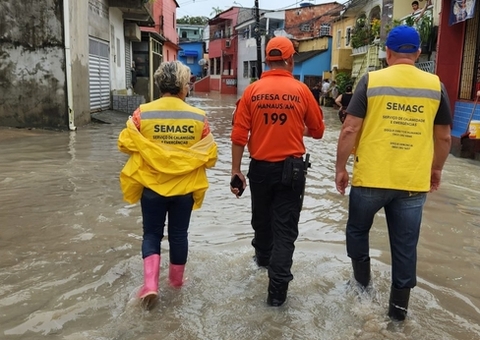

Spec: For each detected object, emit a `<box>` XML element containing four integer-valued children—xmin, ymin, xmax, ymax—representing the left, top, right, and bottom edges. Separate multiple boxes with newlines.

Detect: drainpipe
<box><xmin>64</xmin><ymin>0</ymin><xmax>77</xmax><ymax>131</ymax></box>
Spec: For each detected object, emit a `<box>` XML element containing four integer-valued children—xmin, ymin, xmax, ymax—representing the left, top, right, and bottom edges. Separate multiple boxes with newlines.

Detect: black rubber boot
<box><xmin>352</xmin><ymin>259</ymin><xmax>371</xmax><ymax>288</ymax></box>
<box><xmin>388</xmin><ymin>286</ymin><xmax>411</xmax><ymax>321</ymax></box>
<box><xmin>253</xmin><ymin>254</ymin><xmax>269</xmax><ymax>268</ymax></box>
<box><xmin>267</xmin><ymin>280</ymin><xmax>288</xmax><ymax>307</ymax></box>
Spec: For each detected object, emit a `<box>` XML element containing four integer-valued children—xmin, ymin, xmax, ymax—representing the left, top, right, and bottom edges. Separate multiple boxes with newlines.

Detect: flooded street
<box><xmin>1</xmin><ymin>92</ymin><xmax>480</xmax><ymax>340</ymax></box>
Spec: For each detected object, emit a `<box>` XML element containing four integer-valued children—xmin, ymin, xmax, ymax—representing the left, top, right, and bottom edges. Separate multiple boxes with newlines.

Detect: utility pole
<box><xmin>254</xmin><ymin>0</ymin><xmax>262</xmax><ymax>79</ymax></box>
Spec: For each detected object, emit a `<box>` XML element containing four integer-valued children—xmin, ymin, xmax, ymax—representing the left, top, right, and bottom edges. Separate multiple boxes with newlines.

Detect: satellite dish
<box><xmin>198</xmin><ymin>58</ymin><xmax>207</xmax><ymax>66</ymax></box>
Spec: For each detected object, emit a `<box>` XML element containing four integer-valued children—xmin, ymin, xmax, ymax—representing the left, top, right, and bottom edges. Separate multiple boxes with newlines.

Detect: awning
<box><xmin>182</xmin><ymin>50</ymin><xmax>198</xmax><ymax>57</ymax></box>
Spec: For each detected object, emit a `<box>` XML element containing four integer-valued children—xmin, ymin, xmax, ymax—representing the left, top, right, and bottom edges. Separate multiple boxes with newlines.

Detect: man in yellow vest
<box><xmin>335</xmin><ymin>25</ymin><xmax>452</xmax><ymax>321</ymax></box>
<box><xmin>118</xmin><ymin>61</ymin><xmax>218</xmax><ymax>308</ymax></box>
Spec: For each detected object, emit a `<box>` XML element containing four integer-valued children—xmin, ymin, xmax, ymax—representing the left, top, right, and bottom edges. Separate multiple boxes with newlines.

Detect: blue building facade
<box><xmin>293</xmin><ymin>38</ymin><xmax>332</xmax><ymax>84</ymax></box>
<box><xmin>178</xmin><ymin>41</ymin><xmax>205</xmax><ymax>79</ymax></box>
<box><xmin>177</xmin><ymin>24</ymin><xmax>206</xmax><ymax>79</ymax></box>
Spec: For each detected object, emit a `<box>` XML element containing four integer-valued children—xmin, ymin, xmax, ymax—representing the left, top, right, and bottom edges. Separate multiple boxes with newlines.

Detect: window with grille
<box><xmin>346</xmin><ymin>27</ymin><xmax>352</xmax><ymax>47</ymax></box>
<box><xmin>301</xmin><ymin>24</ymin><xmax>312</xmax><ymax>32</ymax></box>
<box><xmin>250</xmin><ymin>61</ymin><xmax>257</xmax><ymax>78</ymax></box>
<box><xmin>243</xmin><ymin>61</ymin><xmax>249</xmax><ymax>78</ymax></box>
<box><xmin>320</xmin><ymin>24</ymin><xmax>330</xmax><ymax>37</ymax></box>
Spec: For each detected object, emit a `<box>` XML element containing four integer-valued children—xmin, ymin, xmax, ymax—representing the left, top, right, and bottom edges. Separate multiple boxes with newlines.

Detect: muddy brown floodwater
<box><xmin>1</xmin><ymin>92</ymin><xmax>479</xmax><ymax>340</ymax></box>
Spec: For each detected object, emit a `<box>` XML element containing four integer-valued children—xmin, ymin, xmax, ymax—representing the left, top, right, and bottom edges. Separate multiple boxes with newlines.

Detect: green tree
<box><xmin>335</xmin><ymin>72</ymin><xmax>353</xmax><ymax>94</ymax></box>
<box><xmin>210</xmin><ymin>6</ymin><xmax>222</xmax><ymax>16</ymax></box>
<box><xmin>177</xmin><ymin>16</ymin><xmax>209</xmax><ymax>25</ymax></box>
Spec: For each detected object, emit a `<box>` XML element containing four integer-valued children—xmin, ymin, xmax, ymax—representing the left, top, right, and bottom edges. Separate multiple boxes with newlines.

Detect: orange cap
<box><xmin>266</xmin><ymin>36</ymin><xmax>295</xmax><ymax>61</ymax></box>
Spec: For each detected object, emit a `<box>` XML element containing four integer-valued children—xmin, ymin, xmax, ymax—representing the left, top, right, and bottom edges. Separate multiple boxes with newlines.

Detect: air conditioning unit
<box><xmin>225</xmin><ymin>39</ymin><xmax>231</xmax><ymax>48</ymax></box>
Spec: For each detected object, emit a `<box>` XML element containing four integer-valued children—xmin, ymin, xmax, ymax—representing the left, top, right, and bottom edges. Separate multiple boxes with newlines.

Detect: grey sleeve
<box><xmin>346</xmin><ymin>74</ymin><xmax>368</xmax><ymax>119</ymax></box>
<box><xmin>434</xmin><ymin>83</ymin><xmax>453</xmax><ymax>125</ymax></box>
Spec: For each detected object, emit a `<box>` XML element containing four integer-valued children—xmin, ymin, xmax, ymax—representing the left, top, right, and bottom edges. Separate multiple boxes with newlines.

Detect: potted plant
<box><xmin>371</xmin><ymin>18</ymin><xmax>381</xmax><ymax>41</ymax></box>
<box><xmin>351</xmin><ymin>26</ymin><xmax>370</xmax><ymax>48</ymax></box>
<box><xmin>417</xmin><ymin>15</ymin><xmax>433</xmax><ymax>53</ymax></box>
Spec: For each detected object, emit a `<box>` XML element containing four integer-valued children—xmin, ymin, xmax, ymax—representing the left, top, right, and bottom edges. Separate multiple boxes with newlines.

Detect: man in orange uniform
<box><xmin>230</xmin><ymin>36</ymin><xmax>325</xmax><ymax>306</ymax></box>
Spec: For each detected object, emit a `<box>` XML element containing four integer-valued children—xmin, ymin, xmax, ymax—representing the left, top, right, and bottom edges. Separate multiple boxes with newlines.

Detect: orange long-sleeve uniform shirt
<box><xmin>231</xmin><ymin>69</ymin><xmax>325</xmax><ymax>162</ymax></box>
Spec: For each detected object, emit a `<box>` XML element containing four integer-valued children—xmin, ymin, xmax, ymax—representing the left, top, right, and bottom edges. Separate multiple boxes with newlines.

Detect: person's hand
<box><xmin>230</xmin><ymin>172</ymin><xmax>247</xmax><ymax>198</ymax></box>
<box><xmin>335</xmin><ymin>169</ymin><xmax>350</xmax><ymax>195</ymax></box>
<box><xmin>430</xmin><ymin>169</ymin><xmax>442</xmax><ymax>192</ymax></box>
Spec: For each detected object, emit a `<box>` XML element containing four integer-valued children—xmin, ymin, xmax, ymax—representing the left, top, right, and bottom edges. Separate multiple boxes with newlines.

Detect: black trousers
<box><xmin>247</xmin><ymin>158</ymin><xmax>305</xmax><ymax>285</ymax></box>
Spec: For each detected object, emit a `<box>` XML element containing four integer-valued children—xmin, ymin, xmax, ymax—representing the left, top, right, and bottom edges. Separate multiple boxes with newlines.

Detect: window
<box><xmin>320</xmin><ymin>24</ymin><xmax>330</xmax><ymax>36</ymax></box>
<box><xmin>301</xmin><ymin>24</ymin><xmax>311</xmax><ymax>32</ymax></box>
<box><xmin>336</xmin><ymin>30</ymin><xmax>341</xmax><ymax>49</ymax></box>
<box><xmin>116</xmin><ymin>38</ymin><xmax>121</xmax><ymax>66</ymax></box>
<box><xmin>194</xmin><ymin>30</ymin><xmax>198</xmax><ymax>35</ymax></box>
<box><xmin>345</xmin><ymin>27</ymin><xmax>352</xmax><ymax>47</ymax></box>
<box><xmin>243</xmin><ymin>61</ymin><xmax>248</xmax><ymax>78</ymax></box>
<box><xmin>250</xmin><ymin>61</ymin><xmax>257</xmax><ymax>78</ymax></box>
<box><xmin>187</xmin><ymin>57</ymin><xmax>194</xmax><ymax>64</ymax></box>
<box><xmin>215</xmin><ymin>57</ymin><xmax>221</xmax><ymax>75</ymax></box>
<box><xmin>182</xmin><ymin>31</ymin><xmax>187</xmax><ymax>38</ymax></box>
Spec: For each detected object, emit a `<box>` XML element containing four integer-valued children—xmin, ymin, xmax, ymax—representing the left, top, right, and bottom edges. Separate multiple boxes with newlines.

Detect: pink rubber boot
<box><xmin>137</xmin><ymin>254</ymin><xmax>160</xmax><ymax>306</ymax></box>
<box><xmin>169</xmin><ymin>264</ymin><xmax>185</xmax><ymax>288</ymax></box>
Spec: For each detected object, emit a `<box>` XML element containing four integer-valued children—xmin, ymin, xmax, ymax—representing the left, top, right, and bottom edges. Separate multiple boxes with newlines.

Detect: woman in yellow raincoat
<box><xmin>118</xmin><ymin>61</ymin><xmax>217</xmax><ymax>308</ymax></box>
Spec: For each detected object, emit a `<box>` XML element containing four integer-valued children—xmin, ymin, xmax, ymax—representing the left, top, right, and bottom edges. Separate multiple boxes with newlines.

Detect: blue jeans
<box><xmin>140</xmin><ymin>188</ymin><xmax>194</xmax><ymax>265</ymax></box>
<box><xmin>346</xmin><ymin>186</ymin><xmax>427</xmax><ymax>289</ymax></box>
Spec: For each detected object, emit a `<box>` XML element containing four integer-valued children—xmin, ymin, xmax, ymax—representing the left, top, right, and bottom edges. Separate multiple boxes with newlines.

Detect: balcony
<box><xmin>109</xmin><ymin>0</ymin><xmax>153</xmax><ymax>24</ymax></box>
<box><xmin>209</xmin><ymin>38</ymin><xmax>234</xmax><ymax>57</ymax></box>
<box><xmin>398</xmin><ymin>5</ymin><xmax>434</xmax><ymax>54</ymax></box>
<box><xmin>351</xmin><ymin>45</ymin><xmax>369</xmax><ymax>55</ymax></box>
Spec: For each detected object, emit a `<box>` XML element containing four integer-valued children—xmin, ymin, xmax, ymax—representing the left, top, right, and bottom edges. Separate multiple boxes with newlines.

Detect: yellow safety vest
<box><xmin>118</xmin><ymin>97</ymin><xmax>218</xmax><ymax>209</ymax></box>
<box><xmin>139</xmin><ymin>98</ymin><xmax>205</xmax><ymax>145</ymax></box>
<box><xmin>352</xmin><ymin>64</ymin><xmax>441</xmax><ymax>191</ymax></box>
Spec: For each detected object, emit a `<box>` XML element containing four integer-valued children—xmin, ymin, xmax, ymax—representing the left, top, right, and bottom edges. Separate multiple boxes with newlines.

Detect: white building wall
<box><xmin>203</xmin><ymin>25</ymin><xmax>210</xmax><ymax>52</ymax></box>
<box><xmin>109</xmin><ymin>8</ymin><xmax>126</xmax><ymax>91</ymax></box>
<box><xmin>237</xmin><ymin>36</ymin><xmax>266</xmax><ymax>95</ymax></box>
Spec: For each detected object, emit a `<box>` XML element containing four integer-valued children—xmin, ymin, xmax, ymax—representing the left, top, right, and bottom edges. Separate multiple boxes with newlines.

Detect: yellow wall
<box><xmin>298</xmin><ymin>37</ymin><xmax>329</xmax><ymax>52</ymax></box>
<box><xmin>331</xmin><ymin>16</ymin><xmax>356</xmax><ymax>72</ymax></box>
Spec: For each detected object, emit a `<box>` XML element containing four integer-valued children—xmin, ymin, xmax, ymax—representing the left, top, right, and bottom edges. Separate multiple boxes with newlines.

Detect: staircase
<box><xmin>352</xmin><ymin>44</ymin><xmax>382</xmax><ymax>88</ymax></box>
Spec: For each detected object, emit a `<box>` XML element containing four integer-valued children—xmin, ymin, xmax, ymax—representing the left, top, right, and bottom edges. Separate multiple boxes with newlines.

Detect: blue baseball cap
<box><xmin>386</xmin><ymin>25</ymin><xmax>420</xmax><ymax>53</ymax></box>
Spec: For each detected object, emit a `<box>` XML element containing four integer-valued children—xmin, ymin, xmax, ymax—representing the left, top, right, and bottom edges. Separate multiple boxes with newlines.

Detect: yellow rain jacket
<box><xmin>118</xmin><ymin>112</ymin><xmax>217</xmax><ymax>210</ymax></box>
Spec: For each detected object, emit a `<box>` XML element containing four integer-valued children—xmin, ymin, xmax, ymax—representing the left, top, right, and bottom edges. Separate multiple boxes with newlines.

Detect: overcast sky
<box><xmin>176</xmin><ymin>0</ymin><xmax>337</xmax><ymax>18</ymax></box>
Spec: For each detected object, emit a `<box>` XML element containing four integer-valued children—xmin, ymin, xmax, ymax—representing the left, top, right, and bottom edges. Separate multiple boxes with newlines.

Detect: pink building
<box><xmin>208</xmin><ymin>7</ymin><xmax>241</xmax><ymax>94</ymax></box>
<box><xmin>135</xmin><ymin>0</ymin><xmax>180</xmax><ymax>101</ymax></box>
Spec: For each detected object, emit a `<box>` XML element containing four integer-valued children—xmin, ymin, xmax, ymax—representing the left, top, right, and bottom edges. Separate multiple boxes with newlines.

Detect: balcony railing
<box><xmin>351</xmin><ymin>45</ymin><xmax>368</xmax><ymax>55</ymax></box>
<box><xmin>399</xmin><ymin>5</ymin><xmax>434</xmax><ymax>53</ymax></box>
<box><xmin>415</xmin><ymin>60</ymin><xmax>435</xmax><ymax>74</ymax></box>
<box><xmin>399</xmin><ymin>5</ymin><xmax>434</xmax><ymax>26</ymax></box>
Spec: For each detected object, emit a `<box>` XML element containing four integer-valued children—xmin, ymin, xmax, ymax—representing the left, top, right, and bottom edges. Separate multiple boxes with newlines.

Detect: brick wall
<box><xmin>285</xmin><ymin>3</ymin><xmax>342</xmax><ymax>39</ymax></box>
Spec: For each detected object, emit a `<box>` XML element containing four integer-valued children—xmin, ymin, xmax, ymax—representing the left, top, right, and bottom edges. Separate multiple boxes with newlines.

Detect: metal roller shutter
<box><xmin>89</xmin><ymin>38</ymin><xmax>111</xmax><ymax>111</ymax></box>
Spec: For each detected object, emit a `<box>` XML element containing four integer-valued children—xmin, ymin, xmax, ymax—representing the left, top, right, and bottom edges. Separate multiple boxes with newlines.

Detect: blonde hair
<box><xmin>153</xmin><ymin>61</ymin><xmax>190</xmax><ymax>95</ymax></box>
